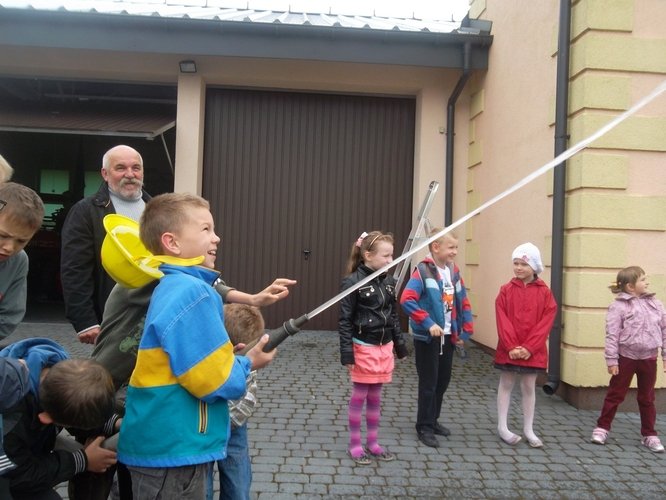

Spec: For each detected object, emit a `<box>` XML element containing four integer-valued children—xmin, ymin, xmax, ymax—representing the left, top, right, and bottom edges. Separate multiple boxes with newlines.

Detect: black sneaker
<box><xmin>417</xmin><ymin>431</ymin><xmax>440</xmax><ymax>448</ymax></box>
<box><xmin>434</xmin><ymin>423</ymin><xmax>451</xmax><ymax>437</ymax></box>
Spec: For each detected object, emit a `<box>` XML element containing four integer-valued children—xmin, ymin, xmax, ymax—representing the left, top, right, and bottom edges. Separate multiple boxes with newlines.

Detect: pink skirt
<box><xmin>350</xmin><ymin>341</ymin><xmax>395</xmax><ymax>384</ymax></box>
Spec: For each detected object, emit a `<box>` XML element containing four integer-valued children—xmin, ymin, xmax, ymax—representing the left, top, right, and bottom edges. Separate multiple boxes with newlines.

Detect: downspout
<box><xmin>444</xmin><ymin>42</ymin><xmax>472</xmax><ymax>226</ymax></box>
<box><xmin>543</xmin><ymin>0</ymin><xmax>571</xmax><ymax>395</ymax></box>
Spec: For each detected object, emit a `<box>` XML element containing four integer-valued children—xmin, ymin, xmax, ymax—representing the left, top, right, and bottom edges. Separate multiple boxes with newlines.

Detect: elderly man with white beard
<box><xmin>60</xmin><ymin>145</ymin><xmax>151</xmax><ymax>344</ymax></box>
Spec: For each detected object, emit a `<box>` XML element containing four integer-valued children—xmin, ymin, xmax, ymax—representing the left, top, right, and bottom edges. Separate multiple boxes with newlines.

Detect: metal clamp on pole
<box><xmin>239</xmin><ymin>314</ymin><xmax>309</xmax><ymax>354</ymax></box>
<box><xmin>262</xmin><ymin>314</ymin><xmax>309</xmax><ymax>352</ymax></box>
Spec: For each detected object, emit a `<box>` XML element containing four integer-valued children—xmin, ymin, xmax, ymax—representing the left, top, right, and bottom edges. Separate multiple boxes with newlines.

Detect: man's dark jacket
<box><xmin>60</xmin><ymin>183</ymin><xmax>151</xmax><ymax>333</ymax></box>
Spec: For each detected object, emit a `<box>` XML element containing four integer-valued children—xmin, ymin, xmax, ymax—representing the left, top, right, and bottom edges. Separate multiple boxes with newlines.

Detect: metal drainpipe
<box><xmin>444</xmin><ymin>42</ymin><xmax>471</xmax><ymax>226</ymax></box>
<box><xmin>543</xmin><ymin>0</ymin><xmax>572</xmax><ymax>396</ymax></box>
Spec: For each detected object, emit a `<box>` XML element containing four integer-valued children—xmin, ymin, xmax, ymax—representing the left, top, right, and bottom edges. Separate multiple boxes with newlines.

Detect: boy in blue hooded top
<box><xmin>118</xmin><ymin>193</ymin><xmax>276</xmax><ymax>499</ymax></box>
<box><xmin>0</xmin><ymin>338</ymin><xmax>117</xmax><ymax>498</ymax></box>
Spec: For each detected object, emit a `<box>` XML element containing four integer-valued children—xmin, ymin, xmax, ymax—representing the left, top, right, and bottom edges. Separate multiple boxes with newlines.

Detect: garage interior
<box><xmin>0</xmin><ymin>76</ymin><xmax>177</xmax><ymax>321</ymax></box>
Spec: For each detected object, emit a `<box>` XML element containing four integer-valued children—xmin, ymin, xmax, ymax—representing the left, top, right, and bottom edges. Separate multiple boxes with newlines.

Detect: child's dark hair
<box><xmin>610</xmin><ymin>266</ymin><xmax>645</xmax><ymax>294</ymax></box>
<box><xmin>0</xmin><ymin>182</ymin><xmax>44</xmax><ymax>232</ymax></box>
<box><xmin>224</xmin><ymin>304</ymin><xmax>265</xmax><ymax>346</ymax></box>
<box><xmin>139</xmin><ymin>193</ymin><xmax>210</xmax><ymax>255</ymax></box>
<box><xmin>346</xmin><ymin>231</ymin><xmax>394</xmax><ymax>274</ymax></box>
<box><xmin>39</xmin><ymin>359</ymin><xmax>115</xmax><ymax>430</ymax></box>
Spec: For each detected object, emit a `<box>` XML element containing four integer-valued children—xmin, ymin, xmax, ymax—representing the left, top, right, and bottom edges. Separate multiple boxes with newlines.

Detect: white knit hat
<box><xmin>512</xmin><ymin>242</ymin><xmax>544</xmax><ymax>274</ymax></box>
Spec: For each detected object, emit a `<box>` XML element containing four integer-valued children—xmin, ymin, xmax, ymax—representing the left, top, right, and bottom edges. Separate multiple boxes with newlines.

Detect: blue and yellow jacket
<box><xmin>117</xmin><ymin>264</ymin><xmax>251</xmax><ymax>467</ymax></box>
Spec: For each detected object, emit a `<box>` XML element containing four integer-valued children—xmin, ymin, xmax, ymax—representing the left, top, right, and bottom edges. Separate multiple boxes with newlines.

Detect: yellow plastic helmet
<box><xmin>101</xmin><ymin>214</ymin><xmax>163</xmax><ymax>288</ymax></box>
<box><xmin>101</xmin><ymin>214</ymin><xmax>204</xmax><ymax>288</ymax></box>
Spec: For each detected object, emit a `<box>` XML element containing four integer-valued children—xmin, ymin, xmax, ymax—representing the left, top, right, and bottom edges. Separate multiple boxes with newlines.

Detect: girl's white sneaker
<box><xmin>641</xmin><ymin>436</ymin><xmax>665</xmax><ymax>453</ymax></box>
<box><xmin>590</xmin><ymin>427</ymin><xmax>608</xmax><ymax>445</ymax></box>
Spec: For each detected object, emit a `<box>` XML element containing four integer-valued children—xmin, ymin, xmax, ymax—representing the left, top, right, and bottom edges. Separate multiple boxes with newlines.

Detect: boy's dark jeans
<box><xmin>11</xmin><ymin>489</ymin><xmax>61</xmax><ymax>500</ymax></box>
<box><xmin>414</xmin><ymin>335</ymin><xmax>454</xmax><ymax>434</ymax></box>
<box><xmin>0</xmin><ymin>477</ymin><xmax>12</xmax><ymax>500</ymax></box>
<box><xmin>68</xmin><ymin>463</ymin><xmax>132</xmax><ymax>500</ymax></box>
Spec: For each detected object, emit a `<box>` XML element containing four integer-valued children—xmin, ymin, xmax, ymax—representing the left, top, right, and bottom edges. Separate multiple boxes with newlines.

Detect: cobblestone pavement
<box><xmin>7</xmin><ymin>321</ymin><xmax>666</xmax><ymax>499</ymax></box>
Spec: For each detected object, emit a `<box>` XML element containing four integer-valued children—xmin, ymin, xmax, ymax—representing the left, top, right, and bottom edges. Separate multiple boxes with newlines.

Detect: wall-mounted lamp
<box><xmin>179</xmin><ymin>60</ymin><xmax>197</xmax><ymax>74</ymax></box>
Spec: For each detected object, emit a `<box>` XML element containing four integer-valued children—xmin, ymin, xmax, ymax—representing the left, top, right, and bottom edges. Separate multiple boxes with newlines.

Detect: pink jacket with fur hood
<box><xmin>605</xmin><ymin>292</ymin><xmax>666</xmax><ymax>365</ymax></box>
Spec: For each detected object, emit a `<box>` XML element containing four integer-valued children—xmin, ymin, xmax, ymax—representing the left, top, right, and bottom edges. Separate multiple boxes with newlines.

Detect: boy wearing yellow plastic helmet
<box><xmin>112</xmin><ymin>193</ymin><xmax>291</xmax><ymax>498</ymax></box>
<box><xmin>70</xmin><ymin>207</ymin><xmax>295</xmax><ymax>499</ymax></box>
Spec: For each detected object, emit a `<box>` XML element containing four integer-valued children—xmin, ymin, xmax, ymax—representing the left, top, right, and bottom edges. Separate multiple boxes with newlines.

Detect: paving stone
<box><xmin>483</xmin><ymin>488</ymin><xmax>525</xmax><ymax>498</ymax></box>
<box><xmin>275</xmin><ymin>472</ymin><xmax>309</xmax><ymax>484</ymax></box>
<box><xmin>403</xmin><ymin>486</ymin><xmax>446</xmax><ymax>498</ymax></box>
<box><xmin>276</xmin><ymin>481</ymin><xmax>304</xmax><ymax>493</ymax></box>
<box><xmin>327</xmin><ymin>483</ymin><xmax>365</xmax><ymax>495</ymax></box>
<box><xmin>307</xmin><ymin>474</ymin><xmax>333</xmax><ymax>485</ymax></box>
<box><xmin>253</xmin><ymin>463</ymin><xmax>280</xmax><ymax>474</ymax></box>
<box><xmin>253</xmin><ymin>482</ymin><xmax>278</xmax><ymax>494</ymax></box>
<box><xmin>303</xmin><ymin>482</ymin><xmax>328</xmax><ymax>495</ymax></box>
<box><xmin>303</xmin><ymin>465</ymin><xmax>335</xmax><ymax>475</ymax></box>
<box><xmin>252</xmin><ymin>472</ymin><xmax>274</xmax><ymax>483</ymax></box>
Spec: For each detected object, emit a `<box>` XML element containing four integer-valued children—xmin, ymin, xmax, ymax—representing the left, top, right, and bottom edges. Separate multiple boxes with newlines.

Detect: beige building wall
<box><xmin>466</xmin><ymin>0</ymin><xmax>559</xmax><ymax>347</ymax></box>
<box><xmin>470</xmin><ymin>0</ymin><xmax>666</xmax><ymax>402</ymax></box>
<box><xmin>563</xmin><ymin>0</ymin><xmax>666</xmax><ymax>392</ymax></box>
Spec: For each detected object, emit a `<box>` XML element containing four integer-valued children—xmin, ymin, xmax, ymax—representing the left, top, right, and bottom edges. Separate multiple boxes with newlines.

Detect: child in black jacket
<box><xmin>339</xmin><ymin>231</ymin><xmax>408</xmax><ymax>465</ymax></box>
<box><xmin>0</xmin><ymin>338</ymin><xmax>117</xmax><ymax>499</ymax></box>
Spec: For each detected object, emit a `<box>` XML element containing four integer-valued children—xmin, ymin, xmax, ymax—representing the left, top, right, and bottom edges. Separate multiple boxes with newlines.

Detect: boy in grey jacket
<box><xmin>0</xmin><ymin>182</ymin><xmax>44</xmax><ymax>340</ymax></box>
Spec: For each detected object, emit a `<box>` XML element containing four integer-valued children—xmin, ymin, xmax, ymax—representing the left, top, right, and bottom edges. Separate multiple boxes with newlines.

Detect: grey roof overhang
<box><xmin>0</xmin><ymin>101</ymin><xmax>175</xmax><ymax>138</ymax></box>
<box><xmin>0</xmin><ymin>8</ymin><xmax>492</xmax><ymax>69</ymax></box>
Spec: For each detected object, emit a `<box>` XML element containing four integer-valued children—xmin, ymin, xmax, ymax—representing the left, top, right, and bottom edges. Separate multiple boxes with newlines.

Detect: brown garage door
<box><xmin>203</xmin><ymin>88</ymin><xmax>414</xmax><ymax>330</ymax></box>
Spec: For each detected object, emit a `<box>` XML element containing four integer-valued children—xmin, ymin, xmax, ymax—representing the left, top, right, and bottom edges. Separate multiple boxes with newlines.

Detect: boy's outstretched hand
<box><xmin>252</xmin><ymin>278</ymin><xmax>297</xmax><ymax>306</ymax></box>
<box><xmin>83</xmin><ymin>436</ymin><xmax>117</xmax><ymax>473</ymax></box>
<box><xmin>245</xmin><ymin>334</ymin><xmax>277</xmax><ymax>370</ymax></box>
<box><xmin>227</xmin><ymin>278</ymin><xmax>297</xmax><ymax>307</ymax></box>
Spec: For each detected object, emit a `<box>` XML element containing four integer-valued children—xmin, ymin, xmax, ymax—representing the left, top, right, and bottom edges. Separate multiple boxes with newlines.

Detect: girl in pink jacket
<box><xmin>591</xmin><ymin>266</ymin><xmax>666</xmax><ymax>453</ymax></box>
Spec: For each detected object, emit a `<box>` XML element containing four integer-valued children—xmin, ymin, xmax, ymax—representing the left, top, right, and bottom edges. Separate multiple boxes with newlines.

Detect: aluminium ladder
<box><xmin>392</xmin><ymin>180</ymin><xmax>439</xmax><ymax>293</ymax></box>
